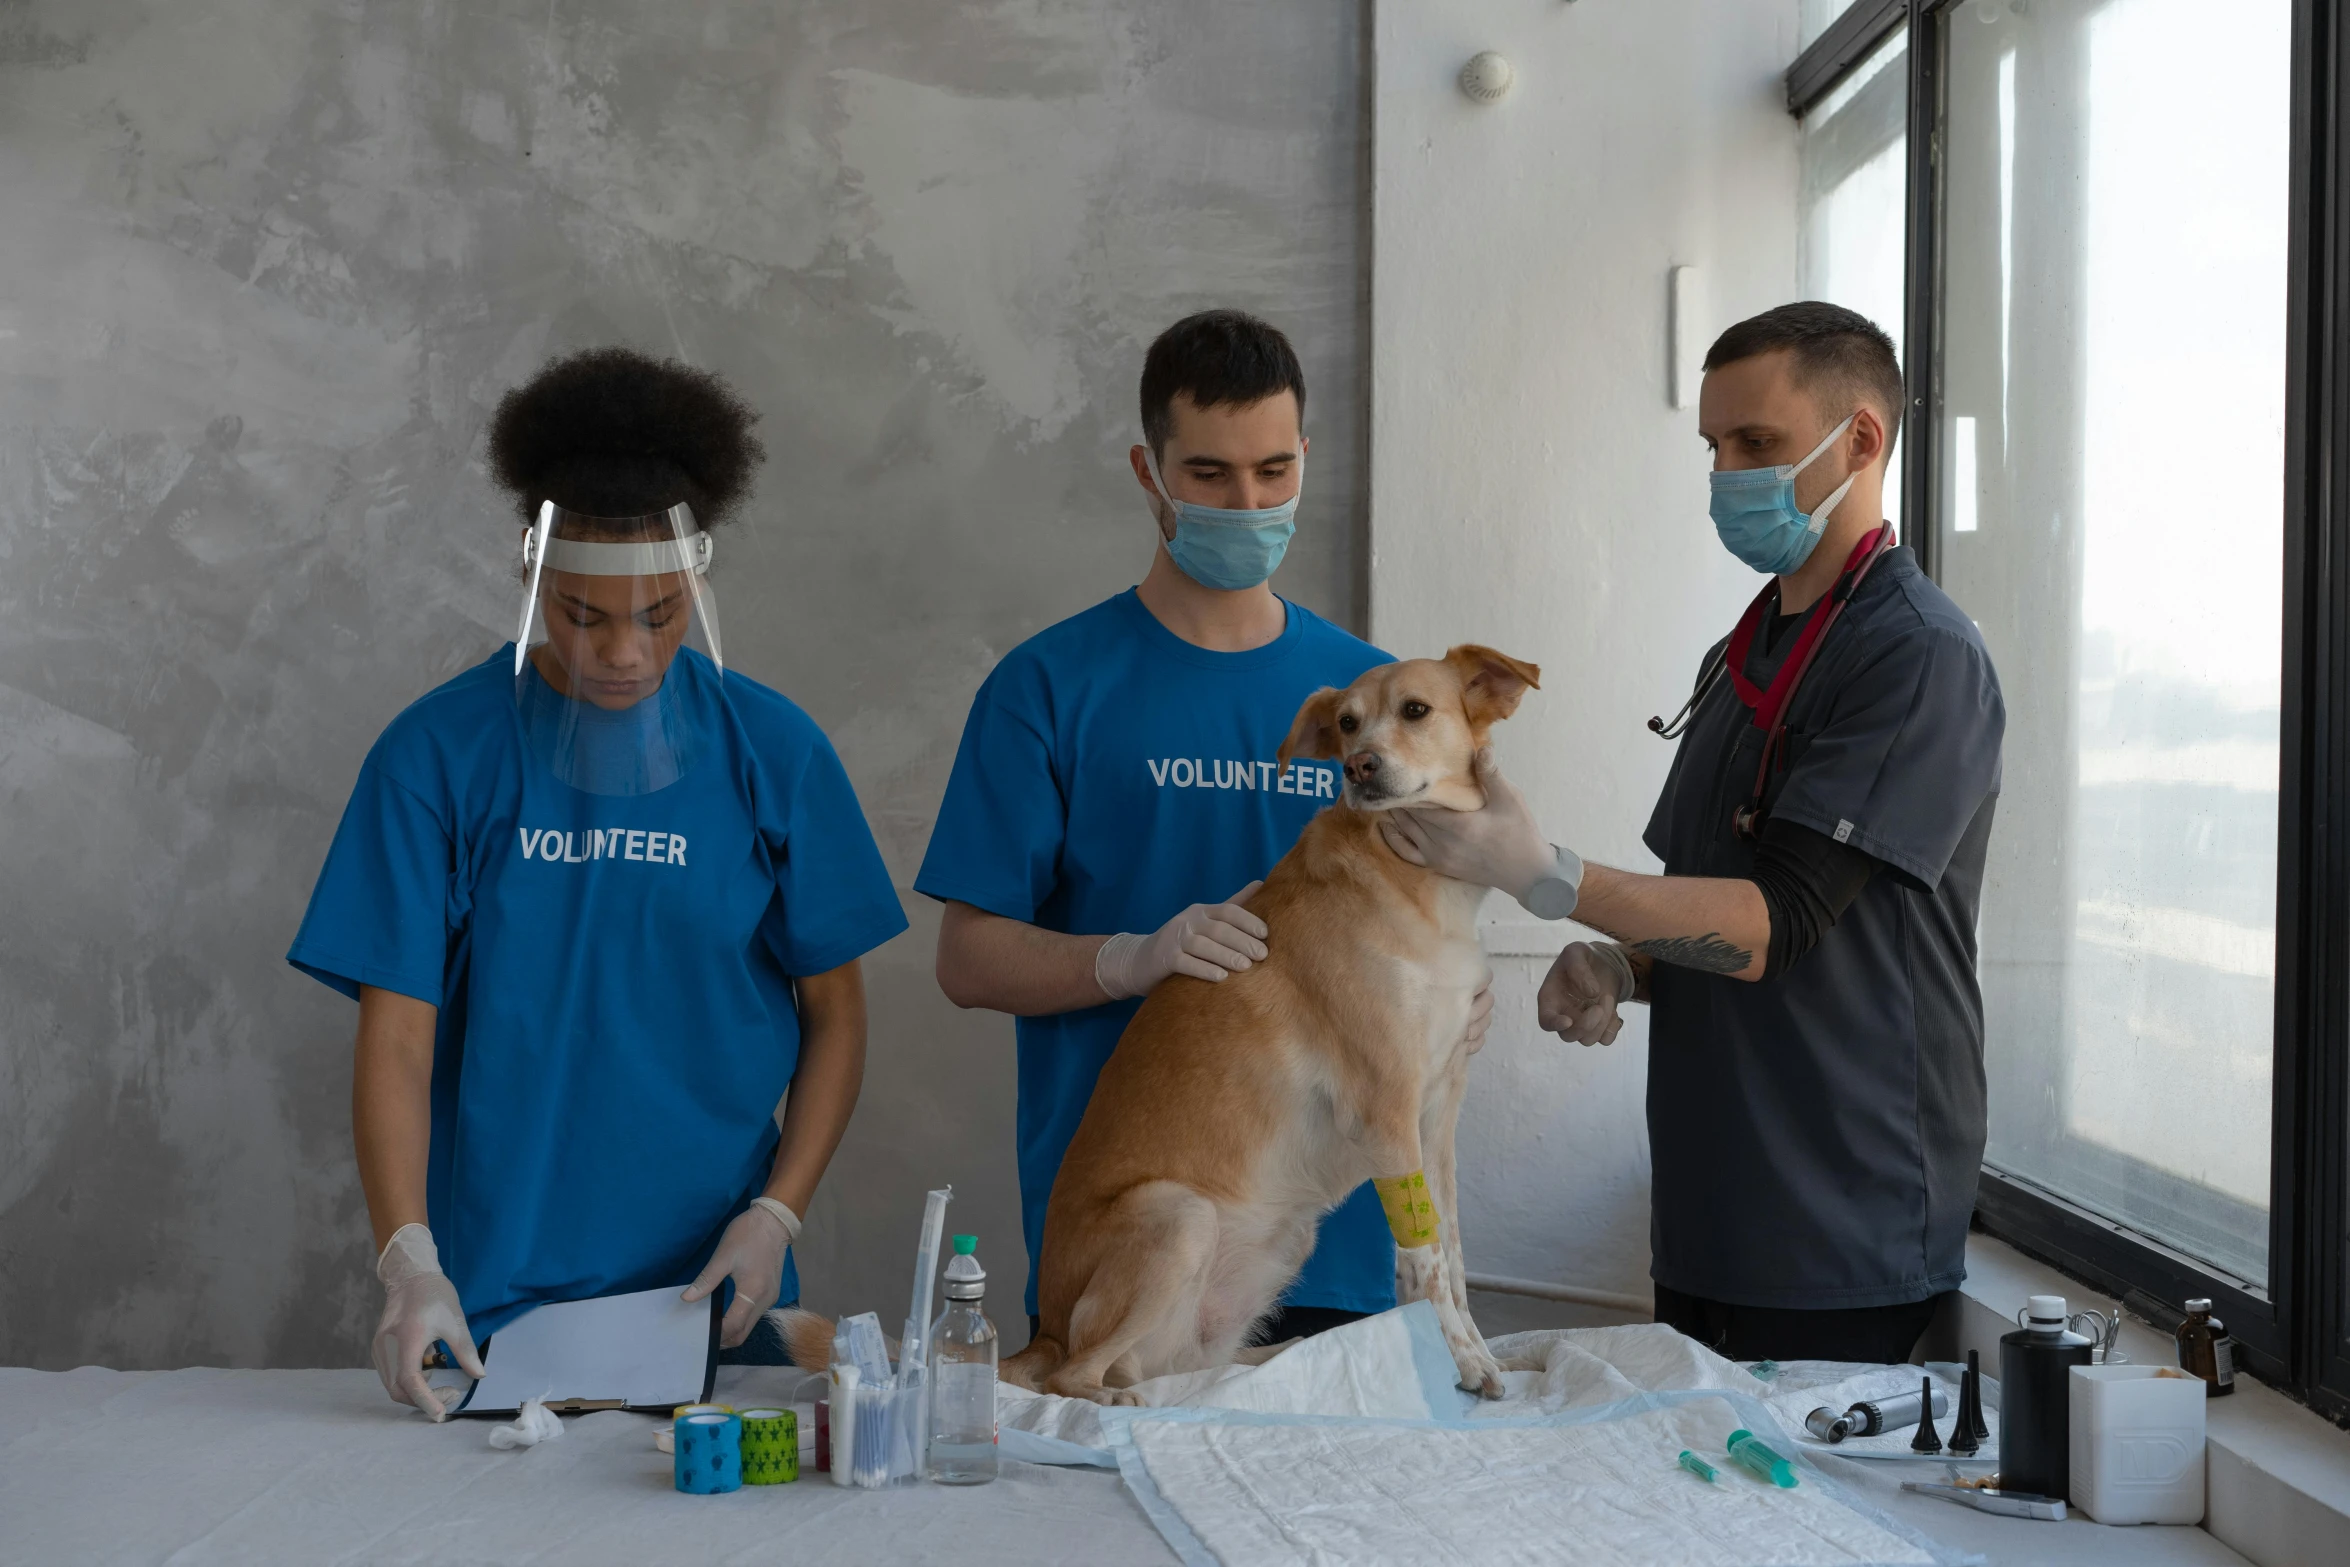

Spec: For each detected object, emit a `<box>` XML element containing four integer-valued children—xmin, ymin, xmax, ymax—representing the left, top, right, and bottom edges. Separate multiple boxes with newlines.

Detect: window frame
<box><xmin>1787</xmin><ymin>0</ymin><xmax>2350</xmax><ymax>1423</ymax></box>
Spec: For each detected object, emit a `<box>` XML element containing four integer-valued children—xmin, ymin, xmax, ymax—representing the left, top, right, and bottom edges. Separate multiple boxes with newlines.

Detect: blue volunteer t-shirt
<box><xmin>916</xmin><ymin>589</ymin><xmax>1396</xmax><ymax>1318</ymax></box>
<box><xmin>288</xmin><ymin>647</ymin><xmax>907</xmax><ymax>1338</ymax></box>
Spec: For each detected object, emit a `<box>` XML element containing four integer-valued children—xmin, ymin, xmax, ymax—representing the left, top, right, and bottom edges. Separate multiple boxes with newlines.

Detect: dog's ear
<box><xmin>1278</xmin><ymin>686</ymin><xmax>1345</xmax><ymax>770</ymax></box>
<box><xmin>1444</xmin><ymin>645</ymin><xmax>1542</xmax><ymax>728</ymax></box>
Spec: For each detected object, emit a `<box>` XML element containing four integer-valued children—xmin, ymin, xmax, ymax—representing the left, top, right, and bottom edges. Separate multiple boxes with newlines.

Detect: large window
<box><xmin>1798</xmin><ymin>26</ymin><xmax>1909</xmax><ymax>530</ymax></box>
<box><xmin>1942</xmin><ymin>0</ymin><xmax>2292</xmax><ymax>1287</ymax></box>
<box><xmin>1787</xmin><ymin>0</ymin><xmax>2350</xmax><ymax>1420</ymax></box>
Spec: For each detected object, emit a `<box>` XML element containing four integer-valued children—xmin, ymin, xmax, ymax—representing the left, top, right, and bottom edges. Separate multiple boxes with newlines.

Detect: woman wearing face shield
<box><xmin>288</xmin><ymin>350</ymin><xmax>906</xmax><ymax>1419</ymax></box>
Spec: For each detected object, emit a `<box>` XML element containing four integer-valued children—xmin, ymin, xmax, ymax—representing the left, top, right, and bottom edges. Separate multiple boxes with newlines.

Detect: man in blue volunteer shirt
<box><xmin>1388</xmin><ymin>303</ymin><xmax>2005</xmax><ymax>1364</ymax></box>
<box><xmin>919</xmin><ymin>309</ymin><xmax>1492</xmax><ymax>1345</ymax></box>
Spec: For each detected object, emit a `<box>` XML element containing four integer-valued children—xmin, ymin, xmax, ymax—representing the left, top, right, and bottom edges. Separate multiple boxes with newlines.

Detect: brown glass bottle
<box><xmin>2175</xmin><ymin>1298</ymin><xmax>2237</xmax><ymax>1397</ymax></box>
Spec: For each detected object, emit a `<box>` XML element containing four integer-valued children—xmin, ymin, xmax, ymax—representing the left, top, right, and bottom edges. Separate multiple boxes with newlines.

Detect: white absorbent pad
<box><xmin>1105</xmin><ymin>1390</ymin><xmax>1979</xmax><ymax>1567</ymax></box>
<box><xmin>998</xmin><ymin>1298</ymin><xmax>1461</xmax><ymax>1460</ymax></box>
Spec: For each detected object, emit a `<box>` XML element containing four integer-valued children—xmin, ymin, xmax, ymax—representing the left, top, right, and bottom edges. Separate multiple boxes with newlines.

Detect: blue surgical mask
<box><xmin>1708</xmin><ymin>413</ymin><xmax>1859</xmax><ymax>575</ymax></box>
<box><xmin>1145</xmin><ymin>449</ymin><xmax>1299</xmax><ymax>591</ymax></box>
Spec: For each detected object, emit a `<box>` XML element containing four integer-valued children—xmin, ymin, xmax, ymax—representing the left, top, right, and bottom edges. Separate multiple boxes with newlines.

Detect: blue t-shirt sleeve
<box><xmin>914</xmin><ymin>660</ymin><xmax>1066</xmax><ymax>924</ymax></box>
<box><xmin>1770</xmin><ymin>624</ymin><xmax>2006</xmax><ymax>891</ymax></box>
<box><xmin>286</xmin><ymin>753</ymin><xmax>455</xmax><ymax>1005</ymax></box>
<box><xmin>766</xmin><ymin>733</ymin><xmax>909</xmax><ymax>976</ymax></box>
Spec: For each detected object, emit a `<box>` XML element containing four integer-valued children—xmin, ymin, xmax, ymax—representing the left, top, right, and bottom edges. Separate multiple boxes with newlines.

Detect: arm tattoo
<box><xmin>1628</xmin><ymin>931</ymin><xmax>1752</xmax><ymax>975</ymax></box>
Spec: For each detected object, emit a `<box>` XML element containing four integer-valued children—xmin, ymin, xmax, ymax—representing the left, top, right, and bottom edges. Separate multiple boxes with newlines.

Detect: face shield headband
<box><xmin>511</xmin><ymin>501</ymin><xmax>725</xmax><ymax>797</ymax></box>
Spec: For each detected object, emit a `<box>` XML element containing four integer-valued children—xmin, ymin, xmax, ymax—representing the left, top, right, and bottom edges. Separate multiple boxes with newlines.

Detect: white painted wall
<box><xmin>1372</xmin><ymin>0</ymin><xmax>1802</xmax><ymax>1322</ymax></box>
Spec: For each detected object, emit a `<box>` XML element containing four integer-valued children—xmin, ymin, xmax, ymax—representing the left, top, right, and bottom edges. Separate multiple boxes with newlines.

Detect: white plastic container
<box><xmin>2067</xmin><ymin>1363</ymin><xmax>2206</xmax><ymax>1525</ymax></box>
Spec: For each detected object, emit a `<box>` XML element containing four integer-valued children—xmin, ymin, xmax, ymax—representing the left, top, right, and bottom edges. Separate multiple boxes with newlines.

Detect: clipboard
<box><xmin>428</xmin><ymin>1287</ymin><xmax>721</xmax><ymax>1417</ymax></box>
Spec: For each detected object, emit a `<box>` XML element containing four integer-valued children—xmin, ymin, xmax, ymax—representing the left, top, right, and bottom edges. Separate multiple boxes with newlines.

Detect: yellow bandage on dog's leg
<box><xmin>1374</xmin><ymin>1171</ymin><xmax>1440</xmax><ymax>1248</ymax></box>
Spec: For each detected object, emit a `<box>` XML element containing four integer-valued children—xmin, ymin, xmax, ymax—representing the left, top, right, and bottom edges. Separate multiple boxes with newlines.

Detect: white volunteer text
<box><xmin>518</xmin><ymin>827</ymin><xmax>689</xmax><ymax>865</ymax></box>
<box><xmin>1146</xmin><ymin>757</ymin><xmax>1337</xmax><ymax>798</ymax></box>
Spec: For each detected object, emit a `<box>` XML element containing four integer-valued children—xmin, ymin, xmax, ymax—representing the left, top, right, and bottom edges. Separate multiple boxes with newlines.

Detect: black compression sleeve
<box><xmin>1751</xmin><ymin>817</ymin><xmax>1879</xmax><ymax>977</ymax></box>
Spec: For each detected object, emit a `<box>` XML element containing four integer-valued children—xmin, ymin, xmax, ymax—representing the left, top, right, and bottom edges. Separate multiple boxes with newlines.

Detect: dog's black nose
<box><xmin>1344</xmin><ymin>750</ymin><xmax>1381</xmax><ymax>784</ymax></box>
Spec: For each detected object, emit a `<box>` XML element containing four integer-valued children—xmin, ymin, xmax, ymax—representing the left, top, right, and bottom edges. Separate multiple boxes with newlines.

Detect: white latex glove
<box><xmin>1379</xmin><ymin>750</ymin><xmax>1560</xmax><ymax>905</ymax></box>
<box><xmin>1463</xmin><ymin>977</ymin><xmax>1495</xmax><ymax>1055</ymax></box>
<box><xmin>1538</xmin><ymin>942</ymin><xmax>1636</xmax><ymax>1046</ymax></box>
<box><xmin>683</xmin><ymin>1197</ymin><xmax>800</xmax><ymax>1349</ymax></box>
<box><xmin>373</xmin><ymin>1224</ymin><xmax>484</xmax><ymax>1422</ymax></box>
<box><xmin>1095</xmin><ymin>881</ymin><xmax>1269</xmax><ymax>999</ymax></box>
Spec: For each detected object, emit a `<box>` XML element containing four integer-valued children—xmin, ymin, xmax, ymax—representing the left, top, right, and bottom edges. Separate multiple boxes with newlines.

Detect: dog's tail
<box><xmin>999</xmin><ymin>1333</ymin><xmax>1064</xmax><ymax>1393</ymax></box>
<box><xmin>771</xmin><ymin>1306</ymin><xmax>848</xmax><ymax>1373</ymax></box>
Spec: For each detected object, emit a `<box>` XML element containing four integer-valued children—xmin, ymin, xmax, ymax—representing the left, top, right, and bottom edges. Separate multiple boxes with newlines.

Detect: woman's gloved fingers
<box><xmin>398</xmin><ymin>1364</ymin><xmax>450</xmax><ymax>1421</ymax></box>
<box><xmin>720</xmin><ymin>1296</ymin><xmax>760</xmax><ymax>1349</ymax></box>
<box><xmin>446</xmin><ymin>1322</ymin><xmax>486</xmax><ymax>1380</ymax></box>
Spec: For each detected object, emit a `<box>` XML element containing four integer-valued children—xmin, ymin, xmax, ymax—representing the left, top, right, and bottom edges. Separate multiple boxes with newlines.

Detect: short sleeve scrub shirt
<box><xmin>1642</xmin><ymin>545</ymin><xmax>2007</xmax><ymax>1312</ymax></box>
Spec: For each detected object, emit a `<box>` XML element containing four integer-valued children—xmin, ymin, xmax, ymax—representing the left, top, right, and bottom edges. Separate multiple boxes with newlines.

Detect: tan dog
<box><xmin>990</xmin><ymin>645</ymin><xmax>1541</xmax><ymax>1405</ymax></box>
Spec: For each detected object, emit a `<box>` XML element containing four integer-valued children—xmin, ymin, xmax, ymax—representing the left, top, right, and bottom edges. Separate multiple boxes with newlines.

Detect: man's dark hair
<box><xmin>1140</xmin><ymin>309</ymin><xmax>1306</xmax><ymax>456</ymax></box>
<box><xmin>488</xmin><ymin>347</ymin><xmax>766</xmax><ymax>528</ymax></box>
<box><xmin>1703</xmin><ymin>302</ymin><xmax>1906</xmax><ymax>450</ymax></box>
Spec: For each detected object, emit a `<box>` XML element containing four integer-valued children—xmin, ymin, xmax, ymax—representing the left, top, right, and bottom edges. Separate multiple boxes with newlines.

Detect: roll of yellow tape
<box><xmin>1374</xmin><ymin>1171</ymin><xmax>1439</xmax><ymax>1247</ymax></box>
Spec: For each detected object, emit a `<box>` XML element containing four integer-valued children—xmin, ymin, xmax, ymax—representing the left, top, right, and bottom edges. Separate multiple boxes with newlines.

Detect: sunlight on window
<box><xmin>1939</xmin><ymin>0</ymin><xmax>2291</xmax><ymax>1285</ymax></box>
<box><xmin>1799</xmin><ymin>28</ymin><xmax>1908</xmax><ymax>530</ymax></box>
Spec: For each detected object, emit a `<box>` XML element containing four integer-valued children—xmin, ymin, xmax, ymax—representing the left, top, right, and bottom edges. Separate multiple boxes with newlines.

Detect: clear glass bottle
<box><xmin>927</xmin><ymin>1234</ymin><xmax>999</xmax><ymax>1484</ymax></box>
<box><xmin>2175</xmin><ymin>1298</ymin><xmax>2237</xmax><ymax>1397</ymax></box>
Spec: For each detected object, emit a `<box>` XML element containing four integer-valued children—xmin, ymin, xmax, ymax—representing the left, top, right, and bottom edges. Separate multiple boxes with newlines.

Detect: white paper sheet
<box><xmin>431</xmin><ymin>1287</ymin><xmax>715</xmax><ymax>1414</ymax></box>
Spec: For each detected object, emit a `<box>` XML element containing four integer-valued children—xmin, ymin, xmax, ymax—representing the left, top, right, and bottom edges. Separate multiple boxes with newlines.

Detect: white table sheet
<box><xmin>0</xmin><ymin>1361</ymin><xmax>2253</xmax><ymax>1566</ymax></box>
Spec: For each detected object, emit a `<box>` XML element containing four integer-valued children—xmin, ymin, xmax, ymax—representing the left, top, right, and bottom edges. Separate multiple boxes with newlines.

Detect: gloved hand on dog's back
<box><xmin>1539</xmin><ymin>942</ymin><xmax>1636</xmax><ymax>1046</ymax></box>
<box><xmin>1096</xmin><ymin>882</ymin><xmax>1270</xmax><ymax>999</ymax></box>
<box><xmin>1380</xmin><ymin>749</ymin><xmax>1560</xmax><ymax>906</ymax></box>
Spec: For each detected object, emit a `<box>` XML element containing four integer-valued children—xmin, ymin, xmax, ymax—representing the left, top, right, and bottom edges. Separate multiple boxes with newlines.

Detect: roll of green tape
<box><xmin>738</xmin><ymin>1406</ymin><xmax>799</xmax><ymax>1485</ymax></box>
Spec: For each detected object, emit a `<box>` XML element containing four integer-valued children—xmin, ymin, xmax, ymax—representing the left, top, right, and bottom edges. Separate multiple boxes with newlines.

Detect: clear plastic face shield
<box><xmin>512</xmin><ymin>501</ymin><xmax>723</xmax><ymax>797</ymax></box>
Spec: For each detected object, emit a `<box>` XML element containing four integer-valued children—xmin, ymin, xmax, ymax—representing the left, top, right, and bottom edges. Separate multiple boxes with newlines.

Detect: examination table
<box><xmin>0</xmin><ymin>1349</ymin><xmax>2256</xmax><ymax>1565</ymax></box>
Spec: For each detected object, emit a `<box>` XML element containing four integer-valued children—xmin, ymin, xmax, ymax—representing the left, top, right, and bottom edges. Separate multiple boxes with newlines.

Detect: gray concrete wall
<box><xmin>0</xmin><ymin>0</ymin><xmax>1368</xmax><ymax>1370</ymax></box>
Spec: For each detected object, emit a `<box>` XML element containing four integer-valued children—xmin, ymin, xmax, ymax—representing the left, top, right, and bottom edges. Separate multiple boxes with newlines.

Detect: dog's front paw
<box><xmin>1456</xmin><ymin>1350</ymin><xmax>1505</xmax><ymax>1400</ymax></box>
<box><xmin>1088</xmin><ymin>1386</ymin><xmax>1145</xmax><ymax>1408</ymax></box>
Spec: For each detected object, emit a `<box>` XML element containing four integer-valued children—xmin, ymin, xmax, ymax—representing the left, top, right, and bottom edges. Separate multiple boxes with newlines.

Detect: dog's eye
<box><xmin>1338</xmin><ymin>714</ymin><xmax>1359</xmax><ymax>734</ymax></box>
<box><xmin>1400</xmin><ymin>700</ymin><xmax>1431</xmax><ymax>721</ymax></box>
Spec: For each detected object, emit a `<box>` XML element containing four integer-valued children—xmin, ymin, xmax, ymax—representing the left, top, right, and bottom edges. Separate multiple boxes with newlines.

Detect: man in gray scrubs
<box><xmin>1386</xmin><ymin>303</ymin><xmax>2006</xmax><ymax>1363</ymax></box>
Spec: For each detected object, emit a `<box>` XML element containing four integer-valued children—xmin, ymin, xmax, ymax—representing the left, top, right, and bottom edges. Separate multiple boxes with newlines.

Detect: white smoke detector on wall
<box><xmin>1459</xmin><ymin>52</ymin><xmax>1514</xmax><ymax>104</ymax></box>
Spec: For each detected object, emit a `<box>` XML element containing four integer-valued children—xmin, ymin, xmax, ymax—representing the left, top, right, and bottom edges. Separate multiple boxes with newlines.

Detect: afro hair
<box><xmin>486</xmin><ymin>347</ymin><xmax>766</xmax><ymax>528</ymax></box>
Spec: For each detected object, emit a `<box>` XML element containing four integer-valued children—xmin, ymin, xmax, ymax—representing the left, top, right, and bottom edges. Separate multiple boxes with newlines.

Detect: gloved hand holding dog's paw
<box><xmin>1096</xmin><ymin>882</ymin><xmax>1269</xmax><ymax>999</ymax></box>
<box><xmin>1537</xmin><ymin>942</ymin><xmax>1635</xmax><ymax>1046</ymax></box>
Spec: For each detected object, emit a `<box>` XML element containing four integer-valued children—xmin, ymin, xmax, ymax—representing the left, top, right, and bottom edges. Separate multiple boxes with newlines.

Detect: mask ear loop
<box><xmin>1790</xmin><ymin>413</ymin><xmax>1861</xmax><ymax>537</ymax></box>
<box><xmin>663</xmin><ymin>503</ymin><xmax>724</xmax><ymax>677</ymax></box>
<box><xmin>1142</xmin><ymin>446</ymin><xmax>1181</xmax><ymax>537</ymax></box>
<box><xmin>1789</xmin><ymin>413</ymin><xmax>1859</xmax><ymax>479</ymax></box>
<box><xmin>1143</xmin><ymin>445</ymin><xmax>1307</xmax><ymax>530</ymax></box>
<box><xmin>514</xmin><ymin>500</ymin><xmax>555</xmax><ymax>680</ymax></box>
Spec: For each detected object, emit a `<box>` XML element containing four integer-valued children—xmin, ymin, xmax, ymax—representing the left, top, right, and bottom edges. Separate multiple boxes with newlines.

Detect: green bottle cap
<box><xmin>952</xmin><ymin>1234</ymin><xmax>977</xmax><ymax>1255</ymax></box>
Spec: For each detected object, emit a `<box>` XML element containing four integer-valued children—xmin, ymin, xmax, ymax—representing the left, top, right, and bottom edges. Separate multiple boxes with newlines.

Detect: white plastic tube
<box><xmin>900</xmin><ymin>1186</ymin><xmax>953</xmax><ymax>1386</ymax></box>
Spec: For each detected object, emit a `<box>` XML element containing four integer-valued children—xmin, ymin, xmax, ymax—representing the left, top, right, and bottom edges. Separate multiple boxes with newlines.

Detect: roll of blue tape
<box><xmin>674</xmin><ymin>1411</ymin><xmax>743</xmax><ymax>1495</ymax></box>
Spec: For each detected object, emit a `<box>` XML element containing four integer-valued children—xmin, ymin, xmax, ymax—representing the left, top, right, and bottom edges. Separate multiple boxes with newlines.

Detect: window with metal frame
<box><xmin>1798</xmin><ymin>26</ymin><xmax>1910</xmax><ymax>531</ymax></box>
<box><xmin>1785</xmin><ymin>0</ymin><xmax>2350</xmax><ymax>1424</ymax></box>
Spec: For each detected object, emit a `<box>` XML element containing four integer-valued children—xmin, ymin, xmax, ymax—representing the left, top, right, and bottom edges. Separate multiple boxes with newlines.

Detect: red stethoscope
<box><xmin>1647</xmin><ymin>523</ymin><xmax>1896</xmax><ymax>840</ymax></box>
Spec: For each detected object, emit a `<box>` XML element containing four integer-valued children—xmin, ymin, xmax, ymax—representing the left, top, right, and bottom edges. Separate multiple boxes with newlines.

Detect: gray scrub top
<box><xmin>1641</xmin><ymin>545</ymin><xmax>2005</xmax><ymax>1310</ymax></box>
